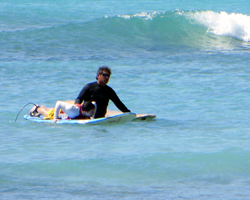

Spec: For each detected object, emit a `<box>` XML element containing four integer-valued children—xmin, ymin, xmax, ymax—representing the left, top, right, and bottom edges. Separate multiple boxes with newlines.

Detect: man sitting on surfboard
<box><xmin>74</xmin><ymin>66</ymin><xmax>131</xmax><ymax>118</ymax></box>
<box><xmin>29</xmin><ymin>101</ymin><xmax>95</xmax><ymax>123</ymax></box>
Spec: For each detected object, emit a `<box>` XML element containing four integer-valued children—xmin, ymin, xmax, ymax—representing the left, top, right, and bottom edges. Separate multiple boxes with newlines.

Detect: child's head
<box><xmin>81</xmin><ymin>101</ymin><xmax>95</xmax><ymax>117</ymax></box>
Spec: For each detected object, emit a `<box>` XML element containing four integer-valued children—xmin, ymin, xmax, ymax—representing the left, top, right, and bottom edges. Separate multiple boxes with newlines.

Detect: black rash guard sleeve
<box><xmin>109</xmin><ymin>87</ymin><xmax>130</xmax><ymax>113</ymax></box>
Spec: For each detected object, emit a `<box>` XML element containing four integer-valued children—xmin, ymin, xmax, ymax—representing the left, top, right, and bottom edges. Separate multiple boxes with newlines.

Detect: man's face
<box><xmin>97</xmin><ymin>70</ymin><xmax>110</xmax><ymax>85</ymax></box>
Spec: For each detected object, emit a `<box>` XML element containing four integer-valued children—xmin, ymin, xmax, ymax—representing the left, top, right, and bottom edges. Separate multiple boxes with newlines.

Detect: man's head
<box><xmin>96</xmin><ymin>66</ymin><xmax>112</xmax><ymax>86</ymax></box>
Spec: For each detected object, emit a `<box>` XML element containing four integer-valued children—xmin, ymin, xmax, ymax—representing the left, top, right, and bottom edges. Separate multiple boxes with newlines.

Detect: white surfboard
<box><xmin>24</xmin><ymin>112</ymin><xmax>136</xmax><ymax>125</ymax></box>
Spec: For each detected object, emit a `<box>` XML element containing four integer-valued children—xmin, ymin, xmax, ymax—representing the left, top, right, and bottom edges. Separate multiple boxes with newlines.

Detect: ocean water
<box><xmin>1</xmin><ymin>0</ymin><xmax>250</xmax><ymax>199</ymax></box>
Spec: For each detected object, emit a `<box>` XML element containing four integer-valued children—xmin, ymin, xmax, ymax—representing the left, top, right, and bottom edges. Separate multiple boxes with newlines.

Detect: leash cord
<box><xmin>15</xmin><ymin>102</ymin><xmax>37</xmax><ymax>122</ymax></box>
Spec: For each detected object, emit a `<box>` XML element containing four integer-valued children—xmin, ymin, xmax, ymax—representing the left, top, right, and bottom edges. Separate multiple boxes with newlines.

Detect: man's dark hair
<box><xmin>96</xmin><ymin>66</ymin><xmax>112</xmax><ymax>80</ymax></box>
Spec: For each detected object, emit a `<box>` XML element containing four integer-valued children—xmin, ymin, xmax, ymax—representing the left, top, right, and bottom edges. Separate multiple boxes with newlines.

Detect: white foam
<box><xmin>187</xmin><ymin>11</ymin><xmax>250</xmax><ymax>42</ymax></box>
<box><xmin>118</xmin><ymin>11</ymin><xmax>159</xmax><ymax>20</ymax></box>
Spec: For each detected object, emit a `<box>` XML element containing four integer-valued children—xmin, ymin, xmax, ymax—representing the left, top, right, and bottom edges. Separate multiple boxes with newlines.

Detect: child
<box><xmin>29</xmin><ymin>101</ymin><xmax>96</xmax><ymax>123</ymax></box>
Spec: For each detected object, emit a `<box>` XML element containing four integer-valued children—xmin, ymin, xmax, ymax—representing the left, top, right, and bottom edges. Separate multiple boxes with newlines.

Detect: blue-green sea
<box><xmin>1</xmin><ymin>0</ymin><xmax>250</xmax><ymax>199</ymax></box>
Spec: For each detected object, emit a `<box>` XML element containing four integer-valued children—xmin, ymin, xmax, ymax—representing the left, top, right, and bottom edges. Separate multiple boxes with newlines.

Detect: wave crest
<box><xmin>185</xmin><ymin>11</ymin><xmax>250</xmax><ymax>42</ymax></box>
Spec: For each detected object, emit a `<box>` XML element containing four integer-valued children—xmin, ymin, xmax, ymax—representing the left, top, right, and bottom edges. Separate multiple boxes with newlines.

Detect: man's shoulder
<box><xmin>87</xmin><ymin>81</ymin><xmax>97</xmax><ymax>85</ymax></box>
<box><xmin>85</xmin><ymin>81</ymin><xmax>97</xmax><ymax>88</ymax></box>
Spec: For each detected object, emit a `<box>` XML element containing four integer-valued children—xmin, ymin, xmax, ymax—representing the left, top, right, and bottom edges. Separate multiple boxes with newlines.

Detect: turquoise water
<box><xmin>1</xmin><ymin>0</ymin><xmax>250</xmax><ymax>199</ymax></box>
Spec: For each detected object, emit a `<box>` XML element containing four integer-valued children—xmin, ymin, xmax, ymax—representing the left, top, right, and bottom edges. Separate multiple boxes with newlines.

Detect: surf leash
<box><xmin>15</xmin><ymin>102</ymin><xmax>37</xmax><ymax>122</ymax></box>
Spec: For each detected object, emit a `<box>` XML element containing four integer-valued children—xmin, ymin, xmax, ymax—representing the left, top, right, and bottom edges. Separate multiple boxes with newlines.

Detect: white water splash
<box><xmin>187</xmin><ymin>11</ymin><xmax>250</xmax><ymax>42</ymax></box>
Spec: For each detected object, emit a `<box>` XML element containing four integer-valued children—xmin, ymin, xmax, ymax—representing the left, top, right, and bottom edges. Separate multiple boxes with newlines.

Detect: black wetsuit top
<box><xmin>75</xmin><ymin>82</ymin><xmax>130</xmax><ymax>118</ymax></box>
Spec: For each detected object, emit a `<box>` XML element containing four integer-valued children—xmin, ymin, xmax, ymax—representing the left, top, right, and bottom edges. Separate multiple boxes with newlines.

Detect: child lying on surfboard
<box><xmin>29</xmin><ymin>101</ymin><xmax>96</xmax><ymax>123</ymax></box>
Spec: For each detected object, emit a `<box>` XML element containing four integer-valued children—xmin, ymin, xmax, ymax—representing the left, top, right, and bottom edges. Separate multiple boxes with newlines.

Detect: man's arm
<box><xmin>110</xmin><ymin>88</ymin><xmax>130</xmax><ymax>113</ymax></box>
<box><xmin>75</xmin><ymin>84</ymin><xmax>90</xmax><ymax>104</ymax></box>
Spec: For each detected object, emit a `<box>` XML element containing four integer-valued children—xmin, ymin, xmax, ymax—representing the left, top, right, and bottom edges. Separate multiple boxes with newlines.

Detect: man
<box><xmin>74</xmin><ymin>66</ymin><xmax>131</xmax><ymax>118</ymax></box>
